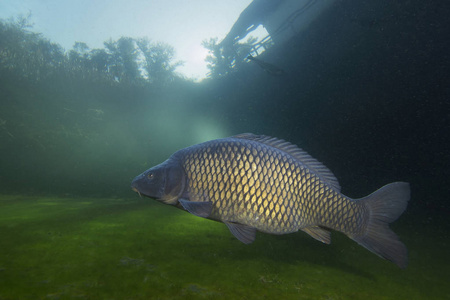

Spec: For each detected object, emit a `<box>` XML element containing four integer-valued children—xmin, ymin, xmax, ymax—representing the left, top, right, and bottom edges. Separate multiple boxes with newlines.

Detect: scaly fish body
<box><xmin>180</xmin><ymin>136</ymin><xmax>360</xmax><ymax>236</ymax></box>
<box><xmin>132</xmin><ymin>133</ymin><xmax>409</xmax><ymax>268</ymax></box>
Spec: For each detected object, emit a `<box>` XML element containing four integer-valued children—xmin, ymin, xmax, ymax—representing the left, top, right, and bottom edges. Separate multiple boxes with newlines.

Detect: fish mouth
<box><xmin>132</xmin><ymin>186</ymin><xmax>142</xmax><ymax>198</ymax></box>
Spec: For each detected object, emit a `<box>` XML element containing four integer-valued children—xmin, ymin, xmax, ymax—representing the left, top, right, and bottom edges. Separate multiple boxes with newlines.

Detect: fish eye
<box><xmin>147</xmin><ymin>173</ymin><xmax>154</xmax><ymax>179</ymax></box>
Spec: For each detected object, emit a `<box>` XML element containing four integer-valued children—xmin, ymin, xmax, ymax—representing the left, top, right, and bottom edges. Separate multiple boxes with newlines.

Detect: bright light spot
<box><xmin>178</xmin><ymin>43</ymin><xmax>210</xmax><ymax>81</ymax></box>
<box><xmin>247</xmin><ymin>25</ymin><xmax>270</xmax><ymax>42</ymax></box>
<box><xmin>191</xmin><ymin>116</ymin><xmax>228</xmax><ymax>145</ymax></box>
<box><xmin>191</xmin><ymin>44</ymin><xmax>210</xmax><ymax>64</ymax></box>
<box><xmin>145</xmin><ymin>99</ymin><xmax>230</xmax><ymax>161</ymax></box>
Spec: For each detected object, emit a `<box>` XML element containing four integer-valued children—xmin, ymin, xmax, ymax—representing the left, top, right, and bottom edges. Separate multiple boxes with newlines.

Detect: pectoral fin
<box><xmin>302</xmin><ymin>226</ymin><xmax>331</xmax><ymax>244</ymax></box>
<box><xmin>178</xmin><ymin>199</ymin><xmax>212</xmax><ymax>218</ymax></box>
<box><xmin>224</xmin><ymin>222</ymin><xmax>256</xmax><ymax>244</ymax></box>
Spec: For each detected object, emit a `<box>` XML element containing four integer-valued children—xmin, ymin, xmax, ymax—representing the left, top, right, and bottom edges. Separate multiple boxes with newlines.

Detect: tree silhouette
<box><xmin>104</xmin><ymin>37</ymin><xmax>140</xmax><ymax>83</ymax></box>
<box><xmin>0</xmin><ymin>14</ymin><xmax>64</xmax><ymax>81</ymax></box>
<box><xmin>89</xmin><ymin>49</ymin><xmax>109</xmax><ymax>75</ymax></box>
<box><xmin>202</xmin><ymin>37</ymin><xmax>233</xmax><ymax>78</ymax></box>
<box><xmin>136</xmin><ymin>38</ymin><xmax>183</xmax><ymax>85</ymax></box>
<box><xmin>202</xmin><ymin>36</ymin><xmax>257</xmax><ymax>79</ymax></box>
<box><xmin>68</xmin><ymin>42</ymin><xmax>90</xmax><ymax>75</ymax></box>
<box><xmin>0</xmin><ymin>16</ymin><xmax>185</xmax><ymax>87</ymax></box>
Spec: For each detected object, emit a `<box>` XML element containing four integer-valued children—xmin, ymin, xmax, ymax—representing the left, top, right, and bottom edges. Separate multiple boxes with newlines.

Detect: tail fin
<box><xmin>351</xmin><ymin>182</ymin><xmax>410</xmax><ymax>268</ymax></box>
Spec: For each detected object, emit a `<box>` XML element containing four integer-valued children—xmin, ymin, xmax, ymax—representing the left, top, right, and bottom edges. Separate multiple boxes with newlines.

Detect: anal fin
<box><xmin>302</xmin><ymin>226</ymin><xmax>331</xmax><ymax>244</ymax></box>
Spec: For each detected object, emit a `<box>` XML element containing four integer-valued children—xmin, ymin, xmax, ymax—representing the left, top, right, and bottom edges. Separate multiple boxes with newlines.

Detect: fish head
<box><xmin>131</xmin><ymin>158</ymin><xmax>185</xmax><ymax>205</ymax></box>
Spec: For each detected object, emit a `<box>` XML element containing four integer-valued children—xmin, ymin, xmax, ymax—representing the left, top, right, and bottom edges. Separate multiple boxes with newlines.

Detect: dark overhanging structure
<box><xmin>220</xmin><ymin>0</ymin><xmax>336</xmax><ymax>58</ymax></box>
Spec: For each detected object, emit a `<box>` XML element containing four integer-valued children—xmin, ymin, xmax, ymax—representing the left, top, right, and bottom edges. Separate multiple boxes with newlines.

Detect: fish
<box><xmin>247</xmin><ymin>55</ymin><xmax>286</xmax><ymax>77</ymax></box>
<box><xmin>131</xmin><ymin>133</ymin><xmax>409</xmax><ymax>268</ymax></box>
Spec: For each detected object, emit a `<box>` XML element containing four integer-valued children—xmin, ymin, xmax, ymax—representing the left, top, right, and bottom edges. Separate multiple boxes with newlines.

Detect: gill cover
<box><xmin>160</xmin><ymin>159</ymin><xmax>186</xmax><ymax>205</ymax></box>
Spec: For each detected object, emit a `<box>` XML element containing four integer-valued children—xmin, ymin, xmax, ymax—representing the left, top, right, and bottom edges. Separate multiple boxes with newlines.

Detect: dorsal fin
<box><xmin>232</xmin><ymin>133</ymin><xmax>341</xmax><ymax>192</ymax></box>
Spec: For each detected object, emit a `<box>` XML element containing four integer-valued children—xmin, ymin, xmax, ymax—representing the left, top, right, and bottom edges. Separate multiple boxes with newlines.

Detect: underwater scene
<box><xmin>0</xmin><ymin>0</ymin><xmax>449</xmax><ymax>299</ymax></box>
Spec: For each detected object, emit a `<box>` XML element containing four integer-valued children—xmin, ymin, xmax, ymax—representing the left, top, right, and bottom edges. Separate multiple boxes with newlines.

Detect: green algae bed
<box><xmin>0</xmin><ymin>195</ymin><xmax>447</xmax><ymax>299</ymax></box>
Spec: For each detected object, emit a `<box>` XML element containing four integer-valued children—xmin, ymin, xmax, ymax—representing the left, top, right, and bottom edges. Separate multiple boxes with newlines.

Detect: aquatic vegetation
<box><xmin>0</xmin><ymin>195</ymin><xmax>447</xmax><ymax>299</ymax></box>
